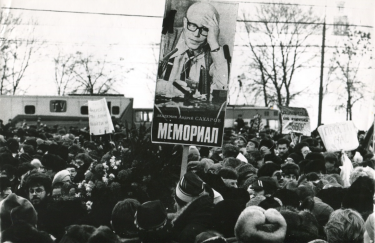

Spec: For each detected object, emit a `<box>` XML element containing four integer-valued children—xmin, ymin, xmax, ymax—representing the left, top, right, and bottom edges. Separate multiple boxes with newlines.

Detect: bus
<box><xmin>0</xmin><ymin>95</ymin><xmax>151</xmax><ymax>128</ymax></box>
<box><xmin>224</xmin><ymin>105</ymin><xmax>279</xmax><ymax>130</ymax></box>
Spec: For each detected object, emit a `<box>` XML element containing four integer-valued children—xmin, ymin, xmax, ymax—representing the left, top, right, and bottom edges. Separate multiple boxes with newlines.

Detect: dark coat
<box><xmin>172</xmin><ymin>195</ymin><xmax>214</xmax><ymax>243</ymax></box>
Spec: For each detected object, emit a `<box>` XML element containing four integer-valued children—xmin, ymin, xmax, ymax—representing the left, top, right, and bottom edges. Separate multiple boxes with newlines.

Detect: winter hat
<box><xmin>293</xmin><ymin>142</ymin><xmax>309</xmax><ymax>155</ymax></box>
<box><xmin>235</xmin><ymin>206</ymin><xmax>287</xmax><ymax>243</ymax></box>
<box><xmin>279</xmin><ymin>208</ymin><xmax>320</xmax><ymax>243</ymax></box>
<box><xmin>295</xmin><ymin>185</ymin><xmax>315</xmax><ymax>201</ymax></box>
<box><xmin>273</xmin><ymin>189</ymin><xmax>299</xmax><ymax>208</ymax></box>
<box><xmin>287</xmin><ymin>153</ymin><xmax>303</xmax><ymax>164</ymax></box>
<box><xmin>342</xmin><ymin>176</ymin><xmax>374</xmax><ymax>218</ymax></box>
<box><xmin>175</xmin><ymin>172</ymin><xmax>205</xmax><ymax>204</ymax></box>
<box><xmin>250</xmin><ymin>177</ymin><xmax>279</xmax><ymax>195</ymax></box>
<box><xmin>52</xmin><ymin>170</ymin><xmax>71</xmax><ymax>187</ymax></box>
<box><xmin>257</xmin><ymin>163</ymin><xmax>281</xmax><ymax>177</ymax></box>
<box><xmin>59</xmin><ymin>225</ymin><xmax>96</xmax><ymax>243</ymax></box>
<box><xmin>0</xmin><ymin>193</ymin><xmax>38</xmax><ymax>231</ymax></box>
<box><xmin>303</xmin><ymin>160</ymin><xmax>326</xmax><ymax>174</ymax></box>
<box><xmin>22</xmin><ymin>144</ymin><xmax>34</xmax><ymax>155</ymax></box>
<box><xmin>258</xmin><ymin>196</ymin><xmax>282</xmax><ymax>210</ymax></box>
<box><xmin>236</xmin><ymin>163</ymin><xmax>257</xmax><ymax>180</ymax></box>
<box><xmin>365</xmin><ymin>213</ymin><xmax>375</xmax><ymax>242</ymax></box>
<box><xmin>188</xmin><ymin>146</ymin><xmax>200</xmax><ymax>162</ymax></box>
<box><xmin>312</xmin><ymin>199</ymin><xmax>334</xmax><ymax>226</ymax></box>
<box><xmin>259</xmin><ymin>139</ymin><xmax>275</xmax><ymax>150</ymax></box>
<box><xmin>218</xmin><ymin>167</ymin><xmax>238</xmax><ymax>180</ymax></box>
<box><xmin>222</xmin><ymin>157</ymin><xmax>243</xmax><ymax>169</ymax></box>
<box><xmin>281</xmin><ymin>163</ymin><xmax>300</xmax><ymax>178</ymax></box>
<box><xmin>135</xmin><ymin>200</ymin><xmax>167</xmax><ymax>231</ymax></box>
<box><xmin>316</xmin><ymin>187</ymin><xmax>345</xmax><ymax>210</ymax></box>
<box><xmin>305</xmin><ymin>152</ymin><xmax>325</xmax><ymax>162</ymax></box>
<box><xmin>264</xmin><ymin>154</ymin><xmax>283</xmax><ymax>165</ymax></box>
<box><xmin>248</xmin><ymin>137</ymin><xmax>260</xmax><ymax>149</ymax></box>
<box><xmin>211</xmin><ymin>200</ymin><xmax>245</xmax><ymax>238</ymax></box>
<box><xmin>241</xmin><ymin>174</ymin><xmax>258</xmax><ymax>190</ymax></box>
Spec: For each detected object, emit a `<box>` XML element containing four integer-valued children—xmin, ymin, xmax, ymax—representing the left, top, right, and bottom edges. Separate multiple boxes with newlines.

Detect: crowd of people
<box><xmin>0</xmin><ymin>118</ymin><xmax>374</xmax><ymax>243</ymax></box>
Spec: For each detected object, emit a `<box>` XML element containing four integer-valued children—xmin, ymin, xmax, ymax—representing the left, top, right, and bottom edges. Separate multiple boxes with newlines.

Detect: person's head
<box><xmin>88</xmin><ymin>226</ymin><xmax>121</xmax><ymax>243</ymax></box>
<box><xmin>175</xmin><ymin>172</ymin><xmax>205</xmax><ymax>210</ymax></box>
<box><xmin>234</xmin><ymin>136</ymin><xmax>247</xmax><ymax>148</ymax></box>
<box><xmin>364</xmin><ymin>213</ymin><xmax>374</xmax><ymax>243</ymax></box>
<box><xmin>111</xmin><ymin>199</ymin><xmax>141</xmax><ymax>237</ymax></box>
<box><xmin>59</xmin><ymin>225</ymin><xmax>96</xmax><ymax>243</ymax></box>
<box><xmin>218</xmin><ymin>167</ymin><xmax>238</xmax><ymax>188</ymax></box>
<box><xmin>277</xmin><ymin>138</ymin><xmax>290</xmax><ymax>157</ymax></box>
<box><xmin>24</xmin><ymin>172</ymin><xmax>51</xmax><ymax>206</ymax></box>
<box><xmin>246</xmin><ymin>139</ymin><xmax>259</xmax><ymax>152</ymax></box>
<box><xmin>325</xmin><ymin>209</ymin><xmax>364</xmax><ymax>243</ymax></box>
<box><xmin>222</xmin><ymin>144</ymin><xmax>239</xmax><ymax>159</ymax></box>
<box><xmin>349</xmin><ymin>166</ymin><xmax>375</xmax><ymax>185</ymax></box>
<box><xmin>294</xmin><ymin>142</ymin><xmax>310</xmax><ymax>158</ymax></box>
<box><xmin>281</xmin><ymin>163</ymin><xmax>299</xmax><ymax>185</ymax></box>
<box><xmin>183</xmin><ymin>2</ymin><xmax>219</xmax><ymax>51</ymax></box>
<box><xmin>324</xmin><ymin>152</ymin><xmax>339</xmax><ymax>174</ymax></box>
<box><xmin>235</xmin><ymin>206</ymin><xmax>287</xmax><ymax>243</ymax></box>
<box><xmin>257</xmin><ymin>163</ymin><xmax>282</xmax><ymax>184</ymax></box>
<box><xmin>248</xmin><ymin>177</ymin><xmax>278</xmax><ymax>199</ymax></box>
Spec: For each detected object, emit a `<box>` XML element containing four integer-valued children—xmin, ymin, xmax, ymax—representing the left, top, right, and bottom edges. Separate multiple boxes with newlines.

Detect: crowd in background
<box><xmin>0</xmin><ymin>117</ymin><xmax>374</xmax><ymax>243</ymax></box>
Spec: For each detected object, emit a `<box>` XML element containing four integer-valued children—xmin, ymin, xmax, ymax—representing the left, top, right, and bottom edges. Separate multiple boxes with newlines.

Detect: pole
<box><xmin>318</xmin><ymin>18</ymin><xmax>326</xmax><ymax>126</ymax></box>
<box><xmin>180</xmin><ymin>146</ymin><xmax>189</xmax><ymax>178</ymax></box>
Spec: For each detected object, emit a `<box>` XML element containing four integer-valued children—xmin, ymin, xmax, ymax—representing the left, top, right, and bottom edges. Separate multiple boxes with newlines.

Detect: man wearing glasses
<box><xmin>157</xmin><ymin>2</ymin><xmax>228</xmax><ymax>98</ymax></box>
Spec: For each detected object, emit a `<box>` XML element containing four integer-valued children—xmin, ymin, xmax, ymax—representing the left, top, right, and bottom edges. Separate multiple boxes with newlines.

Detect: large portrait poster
<box><xmin>151</xmin><ymin>0</ymin><xmax>239</xmax><ymax>147</ymax></box>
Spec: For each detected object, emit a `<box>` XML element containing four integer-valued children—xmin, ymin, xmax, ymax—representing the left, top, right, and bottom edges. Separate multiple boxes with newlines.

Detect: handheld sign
<box><xmin>88</xmin><ymin>98</ymin><xmax>114</xmax><ymax>135</ymax></box>
<box><xmin>317</xmin><ymin>121</ymin><xmax>359</xmax><ymax>151</ymax></box>
<box><xmin>279</xmin><ymin>106</ymin><xmax>311</xmax><ymax>136</ymax></box>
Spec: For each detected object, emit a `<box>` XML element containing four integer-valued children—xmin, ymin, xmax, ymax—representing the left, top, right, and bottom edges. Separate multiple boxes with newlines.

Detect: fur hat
<box><xmin>279</xmin><ymin>208</ymin><xmax>320</xmax><ymax>243</ymax></box>
<box><xmin>0</xmin><ymin>193</ymin><xmax>38</xmax><ymax>231</ymax></box>
<box><xmin>293</xmin><ymin>142</ymin><xmax>309</xmax><ymax>155</ymax></box>
<box><xmin>258</xmin><ymin>196</ymin><xmax>282</xmax><ymax>210</ymax></box>
<box><xmin>211</xmin><ymin>200</ymin><xmax>245</xmax><ymax>238</ymax></box>
<box><xmin>235</xmin><ymin>206</ymin><xmax>287</xmax><ymax>243</ymax></box>
<box><xmin>236</xmin><ymin>163</ymin><xmax>257</xmax><ymax>187</ymax></box>
<box><xmin>175</xmin><ymin>172</ymin><xmax>205</xmax><ymax>204</ymax></box>
<box><xmin>287</xmin><ymin>153</ymin><xmax>304</xmax><ymax>164</ymax></box>
<box><xmin>273</xmin><ymin>189</ymin><xmax>299</xmax><ymax>208</ymax></box>
<box><xmin>316</xmin><ymin>187</ymin><xmax>345</xmax><ymax>210</ymax></box>
<box><xmin>305</xmin><ymin>152</ymin><xmax>325</xmax><ymax>162</ymax></box>
<box><xmin>259</xmin><ymin>139</ymin><xmax>275</xmax><ymax>150</ymax></box>
<box><xmin>52</xmin><ymin>170</ymin><xmax>71</xmax><ymax>187</ymax></box>
<box><xmin>218</xmin><ymin>167</ymin><xmax>238</xmax><ymax>180</ymax></box>
<box><xmin>303</xmin><ymin>160</ymin><xmax>326</xmax><ymax>174</ymax></box>
<box><xmin>257</xmin><ymin>163</ymin><xmax>281</xmax><ymax>177</ymax></box>
<box><xmin>135</xmin><ymin>200</ymin><xmax>167</xmax><ymax>231</ymax></box>
<box><xmin>281</xmin><ymin>163</ymin><xmax>300</xmax><ymax>178</ymax></box>
<box><xmin>264</xmin><ymin>154</ymin><xmax>283</xmax><ymax>165</ymax></box>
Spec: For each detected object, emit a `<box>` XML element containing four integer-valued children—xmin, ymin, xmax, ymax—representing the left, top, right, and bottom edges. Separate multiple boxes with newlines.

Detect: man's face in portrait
<box><xmin>183</xmin><ymin>3</ymin><xmax>217</xmax><ymax>51</ymax></box>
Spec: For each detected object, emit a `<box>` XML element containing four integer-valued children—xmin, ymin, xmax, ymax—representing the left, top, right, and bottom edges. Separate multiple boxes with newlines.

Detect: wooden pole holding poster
<box><xmin>180</xmin><ymin>146</ymin><xmax>189</xmax><ymax>178</ymax></box>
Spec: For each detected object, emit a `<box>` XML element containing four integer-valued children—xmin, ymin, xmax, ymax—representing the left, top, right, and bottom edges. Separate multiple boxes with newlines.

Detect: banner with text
<box><xmin>151</xmin><ymin>0</ymin><xmax>239</xmax><ymax>147</ymax></box>
<box><xmin>279</xmin><ymin>106</ymin><xmax>311</xmax><ymax>136</ymax></box>
<box><xmin>88</xmin><ymin>98</ymin><xmax>114</xmax><ymax>135</ymax></box>
<box><xmin>318</xmin><ymin>121</ymin><xmax>359</xmax><ymax>151</ymax></box>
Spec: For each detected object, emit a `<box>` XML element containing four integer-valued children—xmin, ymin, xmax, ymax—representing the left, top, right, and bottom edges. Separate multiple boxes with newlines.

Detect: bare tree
<box><xmin>70</xmin><ymin>51</ymin><xmax>133</xmax><ymax>95</ymax></box>
<box><xmin>0</xmin><ymin>10</ymin><xmax>41</xmax><ymax>95</ymax></box>
<box><xmin>240</xmin><ymin>3</ymin><xmax>321</xmax><ymax>107</ymax></box>
<box><xmin>331</xmin><ymin>28</ymin><xmax>372</xmax><ymax>120</ymax></box>
<box><xmin>53</xmin><ymin>52</ymin><xmax>76</xmax><ymax>95</ymax></box>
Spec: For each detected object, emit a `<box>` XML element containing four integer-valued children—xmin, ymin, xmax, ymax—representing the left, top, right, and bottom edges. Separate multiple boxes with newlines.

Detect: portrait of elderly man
<box><xmin>157</xmin><ymin>2</ymin><xmax>230</xmax><ymax>100</ymax></box>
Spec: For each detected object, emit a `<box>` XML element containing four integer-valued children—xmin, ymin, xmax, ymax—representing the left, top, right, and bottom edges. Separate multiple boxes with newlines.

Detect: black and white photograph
<box><xmin>0</xmin><ymin>0</ymin><xmax>375</xmax><ymax>242</ymax></box>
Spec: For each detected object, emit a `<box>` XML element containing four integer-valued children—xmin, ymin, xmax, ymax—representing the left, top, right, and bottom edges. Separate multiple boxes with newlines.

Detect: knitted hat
<box><xmin>0</xmin><ymin>193</ymin><xmax>38</xmax><ymax>231</ymax></box>
<box><xmin>257</xmin><ymin>163</ymin><xmax>281</xmax><ymax>177</ymax></box>
<box><xmin>175</xmin><ymin>172</ymin><xmax>204</xmax><ymax>204</ymax></box>
<box><xmin>250</xmin><ymin>177</ymin><xmax>279</xmax><ymax>195</ymax></box>
<box><xmin>281</xmin><ymin>163</ymin><xmax>300</xmax><ymax>178</ymax></box>
<box><xmin>235</xmin><ymin>206</ymin><xmax>287</xmax><ymax>243</ymax></box>
<box><xmin>273</xmin><ymin>189</ymin><xmax>299</xmax><ymax>208</ymax></box>
<box><xmin>135</xmin><ymin>200</ymin><xmax>167</xmax><ymax>231</ymax></box>
<box><xmin>365</xmin><ymin>213</ymin><xmax>375</xmax><ymax>242</ymax></box>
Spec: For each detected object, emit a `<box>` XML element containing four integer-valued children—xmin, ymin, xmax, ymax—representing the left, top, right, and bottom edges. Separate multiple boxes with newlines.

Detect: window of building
<box><xmin>25</xmin><ymin>105</ymin><xmax>35</xmax><ymax>114</ymax></box>
<box><xmin>135</xmin><ymin>110</ymin><xmax>152</xmax><ymax>122</ymax></box>
<box><xmin>112</xmin><ymin>106</ymin><xmax>120</xmax><ymax>115</ymax></box>
<box><xmin>264</xmin><ymin>111</ymin><xmax>269</xmax><ymax>116</ymax></box>
<box><xmin>81</xmin><ymin>106</ymin><xmax>88</xmax><ymax>115</ymax></box>
<box><xmin>274</xmin><ymin>111</ymin><xmax>278</xmax><ymax>116</ymax></box>
<box><xmin>50</xmin><ymin>100</ymin><xmax>67</xmax><ymax>112</ymax></box>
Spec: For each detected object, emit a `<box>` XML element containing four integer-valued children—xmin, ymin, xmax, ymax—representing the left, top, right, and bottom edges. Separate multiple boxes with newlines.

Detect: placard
<box><xmin>88</xmin><ymin>98</ymin><xmax>114</xmax><ymax>135</ymax></box>
<box><xmin>317</xmin><ymin>121</ymin><xmax>359</xmax><ymax>151</ymax></box>
<box><xmin>279</xmin><ymin>106</ymin><xmax>311</xmax><ymax>136</ymax></box>
<box><xmin>151</xmin><ymin>0</ymin><xmax>239</xmax><ymax>147</ymax></box>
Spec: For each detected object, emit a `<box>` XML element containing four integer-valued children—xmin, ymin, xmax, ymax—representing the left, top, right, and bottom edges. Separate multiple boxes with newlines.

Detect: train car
<box><xmin>225</xmin><ymin>105</ymin><xmax>279</xmax><ymax>130</ymax></box>
<box><xmin>0</xmin><ymin>94</ymin><xmax>134</xmax><ymax>128</ymax></box>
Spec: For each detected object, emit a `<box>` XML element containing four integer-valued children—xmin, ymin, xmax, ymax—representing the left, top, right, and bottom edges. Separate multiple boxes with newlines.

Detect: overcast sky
<box><xmin>1</xmin><ymin>0</ymin><xmax>375</xmax><ymax>130</ymax></box>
